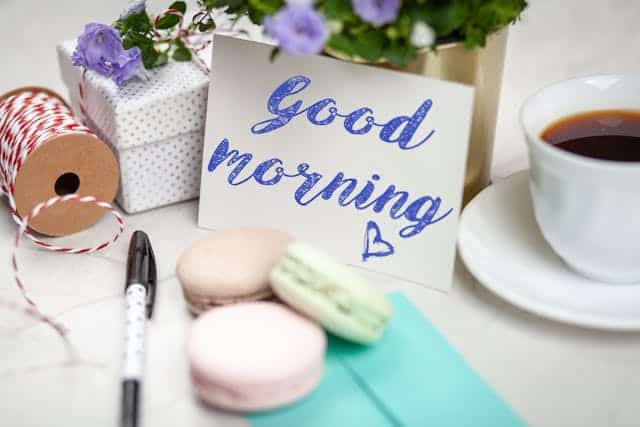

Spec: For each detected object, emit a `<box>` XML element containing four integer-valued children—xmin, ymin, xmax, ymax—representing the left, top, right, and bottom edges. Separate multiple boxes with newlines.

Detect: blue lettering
<box><xmin>207</xmin><ymin>138</ymin><xmax>253</xmax><ymax>185</ymax></box>
<box><xmin>251</xmin><ymin>76</ymin><xmax>311</xmax><ymax>134</ymax></box>
<box><xmin>341</xmin><ymin>174</ymin><xmax>380</xmax><ymax>208</ymax></box>
<box><xmin>344</xmin><ymin>108</ymin><xmax>374</xmax><ymax>135</ymax></box>
<box><xmin>307</xmin><ymin>99</ymin><xmax>337</xmax><ymax>126</ymax></box>
<box><xmin>293</xmin><ymin>164</ymin><xmax>324</xmax><ymax>205</ymax></box>
<box><xmin>400</xmin><ymin>196</ymin><xmax>453</xmax><ymax>237</ymax></box>
<box><xmin>253</xmin><ymin>159</ymin><xmax>284</xmax><ymax>185</ymax></box>
<box><xmin>207</xmin><ymin>139</ymin><xmax>453</xmax><ymax>245</ymax></box>
<box><xmin>250</xmin><ymin>76</ymin><xmax>437</xmax><ymax>151</ymax></box>
<box><xmin>379</xmin><ymin>100</ymin><xmax>435</xmax><ymax>150</ymax></box>
<box><xmin>365</xmin><ymin>185</ymin><xmax>410</xmax><ymax>218</ymax></box>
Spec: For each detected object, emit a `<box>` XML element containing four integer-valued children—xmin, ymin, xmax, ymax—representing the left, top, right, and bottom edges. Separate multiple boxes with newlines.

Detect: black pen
<box><xmin>121</xmin><ymin>231</ymin><xmax>157</xmax><ymax>427</ymax></box>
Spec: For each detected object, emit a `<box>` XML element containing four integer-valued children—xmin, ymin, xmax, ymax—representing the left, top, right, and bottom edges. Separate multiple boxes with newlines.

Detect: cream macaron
<box><xmin>187</xmin><ymin>301</ymin><xmax>326</xmax><ymax>412</ymax></box>
<box><xmin>177</xmin><ymin>227</ymin><xmax>292</xmax><ymax>314</ymax></box>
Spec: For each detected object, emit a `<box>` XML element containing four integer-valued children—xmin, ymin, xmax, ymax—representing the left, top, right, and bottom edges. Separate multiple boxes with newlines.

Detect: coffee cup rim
<box><xmin>520</xmin><ymin>73</ymin><xmax>640</xmax><ymax>171</ymax></box>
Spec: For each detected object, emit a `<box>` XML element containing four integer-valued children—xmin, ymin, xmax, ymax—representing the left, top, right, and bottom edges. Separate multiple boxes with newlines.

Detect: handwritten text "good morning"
<box><xmin>206</xmin><ymin>75</ymin><xmax>452</xmax><ymax>241</ymax></box>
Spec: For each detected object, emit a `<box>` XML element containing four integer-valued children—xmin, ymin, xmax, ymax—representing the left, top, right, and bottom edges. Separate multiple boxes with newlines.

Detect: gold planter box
<box><xmin>404</xmin><ymin>30</ymin><xmax>509</xmax><ymax>206</ymax></box>
<box><xmin>329</xmin><ymin>30</ymin><xmax>509</xmax><ymax>207</ymax></box>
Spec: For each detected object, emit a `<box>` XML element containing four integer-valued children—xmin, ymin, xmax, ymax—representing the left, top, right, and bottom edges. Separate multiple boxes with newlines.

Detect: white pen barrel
<box><xmin>123</xmin><ymin>283</ymin><xmax>147</xmax><ymax>380</ymax></box>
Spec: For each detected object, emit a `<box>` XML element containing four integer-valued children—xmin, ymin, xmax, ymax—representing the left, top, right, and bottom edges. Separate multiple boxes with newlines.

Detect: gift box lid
<box><xmin>57</xmin><ymin>40</ymin><xmax>210</xmax><ymax>150</ymax></box>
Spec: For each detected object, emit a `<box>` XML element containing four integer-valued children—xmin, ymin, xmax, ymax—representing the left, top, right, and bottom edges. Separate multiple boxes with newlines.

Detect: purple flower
<box><xmin>264</xmin><ymin>5</ymin><xmax>329</xmax><ymax>55</ymax></box>
<box><xmin>72</xmin><ymin>23</ymin><xmax>123</xmax><ymax>76</ymax></box>
<box><xmin>120</xmin><ymin>0</ymin><xmax>147</xmax><ymax>20</ymax></box>
<box><xmin>72</xmin><ymin>23</ymin><xmax>144</xmax><ymax>86</ymax></box>
<box><xmin>352</xmin><ymin>0</ymin><xmax>400</xmax><ymax>27</ymax></box>
<box><xmin>112</xmin><ymin>47</ymin><xmax>145</xmax><ymax>86</ymax></box>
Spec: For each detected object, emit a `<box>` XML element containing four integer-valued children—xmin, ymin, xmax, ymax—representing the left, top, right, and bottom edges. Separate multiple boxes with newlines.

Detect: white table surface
<box><xmin>2</xmin><ymin>1</ymin><xmax>640</xmax><ymax>426</ymax></box>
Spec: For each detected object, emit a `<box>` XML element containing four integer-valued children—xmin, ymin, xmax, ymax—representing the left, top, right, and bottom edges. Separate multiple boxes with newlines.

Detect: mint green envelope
<box><xmin>249</xmin><ymin>350</ymin><xmax>396</xmax><ymax>427</ymax></box>
<box><xmin>249</xmin><ymin>293</ymin><xmax>524</xmax><ymax>427</ymax></box>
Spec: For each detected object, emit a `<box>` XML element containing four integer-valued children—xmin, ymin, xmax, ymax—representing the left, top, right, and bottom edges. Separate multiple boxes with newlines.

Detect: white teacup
<box><xmin>521</xmin><ymin>74</ymin><xmax>640</xmax><ymax>284</ymax></box>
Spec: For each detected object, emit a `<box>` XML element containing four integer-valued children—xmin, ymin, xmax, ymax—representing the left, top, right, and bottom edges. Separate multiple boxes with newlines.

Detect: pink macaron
<box><xmin>187</xmin><ymin>301</ymin><xmax>326</xmax><ymax>412</ymax></box>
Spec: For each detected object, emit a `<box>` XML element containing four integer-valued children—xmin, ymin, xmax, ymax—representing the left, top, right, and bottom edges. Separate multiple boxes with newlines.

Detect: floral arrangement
<box><xmin>72</xmin><ymin>0</ymin><xmax>217</xmax><ymax>85</ymax></box>
<box><xmin>229</xmin><ymin>0</ymin><xmax>527</xmax><ymax>65</ymax></box>
<box><xmin>72</xmin><ymin>0</ymin><xmax>527</xmax><ymax>85</ymax></box>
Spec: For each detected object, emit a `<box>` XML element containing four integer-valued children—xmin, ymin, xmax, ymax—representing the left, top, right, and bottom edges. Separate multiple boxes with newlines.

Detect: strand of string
<box><xmin>152</xmin><ymin>7</ymin><xmax>246</xmax><ymax>74</ymax></box>
<box><xmin>0</xmin><ymin>90</ymin><xmax>124</xmax><ymax>341</ymax></box>
<box><xmin>0</xmin><ymin>8</ymin><xmax>241</xmax><ymax>340</ymax></box>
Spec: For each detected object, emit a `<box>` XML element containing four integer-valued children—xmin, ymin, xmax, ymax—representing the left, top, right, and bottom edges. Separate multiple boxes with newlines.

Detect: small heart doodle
<box><xmin>362</xmin><ymin>220</ymin><xmax>395</xmax><ymax>262</ymax></box>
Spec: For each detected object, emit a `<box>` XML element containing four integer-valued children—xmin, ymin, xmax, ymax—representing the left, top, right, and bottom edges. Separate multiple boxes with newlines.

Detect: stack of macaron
<box><xmin>177</xmin><ymin>227</ymin><xmax>393</xmax><ymax>412</ymax></box>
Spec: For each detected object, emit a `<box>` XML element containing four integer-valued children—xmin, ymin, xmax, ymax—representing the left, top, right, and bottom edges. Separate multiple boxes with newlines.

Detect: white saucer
<box><xmin>458</xmin><ymin>170</ymin><xmax>640</xmax><ymax>331</ymax></box>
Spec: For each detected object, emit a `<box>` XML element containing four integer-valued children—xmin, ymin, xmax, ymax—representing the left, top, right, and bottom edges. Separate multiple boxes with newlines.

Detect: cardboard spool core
<box><xmin>13</xmin><ymin>132</ymin><xmax>119</xmax><ymax>237</ymax></box>
<box><xmin>3</xmin><ymin>87</ymin><xmax>119</xmax><ymax>236</ymax></box>
<box><xmin>1</xmin><ymin>87</ymin><xmax>119</xmax><ymax>237</ymax></box>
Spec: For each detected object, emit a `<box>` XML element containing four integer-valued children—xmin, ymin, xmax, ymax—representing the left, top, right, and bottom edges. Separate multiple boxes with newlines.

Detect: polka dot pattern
<box><xmin>117</xmin><ymin>130</ymin><xmax>204</xmax><ymax>213</ymax></box>
<box><xmin>57</xmin><ymin>41</ymin><xmax>209</xmax><ymax>213</ymax></box>
<box><xmin>123</xmin><ymin>283</ymin><xmax>147</xmax><ymax>380</ymax></box>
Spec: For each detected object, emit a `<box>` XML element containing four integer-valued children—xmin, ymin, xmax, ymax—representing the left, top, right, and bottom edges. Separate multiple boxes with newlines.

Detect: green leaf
<box><xmin>383</xmin><ymin>43</ymin><xmax>417</xmax><ymax>67</ymax></box>
<box><xmin>172</xmin><ymin>39</ymin><xmax>192</xmax><ymax>61</ymax></box>
<box><xmin>247</xmin><ymin>6</ymin><xmax>265</xmax><ymax>24</ymax></box>
<box><xmin>385</xmin><ymin>26</ymin><xmax>399</xmax><ymax>40</ymax></box>
<box><xmin>323</xmin><ymin>0</ymin><xmax>355</xmax><ymax>21</ymax></box>
<box><xmin>119</xmin><ymin>11</ymin><xmax>153</xmax><ymax>34</ymax></box>
<box><xmin>121</xmin><ymin>30</ymin><xmax>157</xmax><ymax>70</ymax></box>
<box><xmin>155</xmin><ymin>13</ymin><xmax>181</xmax><ymax>29</ymax></box>
<box><xmin>353</xmin><ymin>30</ymin><xmax>385</xmax><ymax>62</ymax></box>
<box><xmin>141</xmin><ymin>47</ymin><xmax>159</xmax><ymax>69</ymax></box>
<box><xmin>154</xmin><ymin>51</ymin><xmax>169</xmax><ymax>67</ymax></box>
<box><xmin>172</xmin><ymin>47</ymin><xmax>192</xmax><ymax>61</ymax></box>
<box><xmin>169</xmin><ymin>1</ymin><xmax>187</xmax><ymax>14</ymax></box>
<box><xmin>349</xmin><ymin>23</ymin><xmax>371</xmax><ymax>36</ymax></box>
<box><xmin>407</xmin><ymin>1</ymin><xmax>467</xmax><ymax>36</ymax></box>
<box><xmin>121</xmin><ymin>31</ymin><xmax>160</xmax><ymax>69</ymax></box>
<box><xmin>249</xmin><ymin>0</ymin><xmax>283</xmax><ymax>15</ymax></box>
<box><xmin>397</xmin><ymin>14</ymin><xmax>412</xmax><ymax>38</ymax></box>
<box><xmin>193</xmin><ymin>11</ymin><xmax>205</xmax><ymax>22</ymax></box>
<box><xmin>122</xmin><ymin>32</ymin><xmax>154</xmax><ymax>51</ymax></box>
<box><xmin>269</xmin><ymin>47</ymin><xmax>280</xmax><ymax>62</ymax></box>
<box><xmin>201</xmin><ymin>0</ymin><xmax>223</xmax><ymax>9</ymax></box>
<box><xmin>198</xmin><ymin>20</ymin><xmax>216</xmax><ymax>32</ymax></box>
<box><xmin>327</xmin><ymin>33</ymin><xmax>355</xmax><ymax>57</ymax></box>
<box><xmin>463</xmin><ymin>26</ymin><xmax>487</xmax><ymax>49</ymax></box>
<box><xmin>224</xmin><ymin>0</ymin><xmax>247</xmax><ymax>10</ymax></box>
<box><xmin>122</xmin><ymin>38</ymin><xmax>135</xmax><ymax>50</ymax></box>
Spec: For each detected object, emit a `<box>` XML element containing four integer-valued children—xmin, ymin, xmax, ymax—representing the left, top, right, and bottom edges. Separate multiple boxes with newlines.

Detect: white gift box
<box><xmin>57</xmin><ymin>40</ymin><xmax>209</xmax><ymax>213</ymax></box>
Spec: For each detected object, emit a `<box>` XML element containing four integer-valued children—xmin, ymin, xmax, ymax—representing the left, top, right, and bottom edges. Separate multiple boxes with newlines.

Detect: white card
<box><xmin>199</xmin><ymin>35</ymin><xmax>474</xmax><ymax>290</ymax></box>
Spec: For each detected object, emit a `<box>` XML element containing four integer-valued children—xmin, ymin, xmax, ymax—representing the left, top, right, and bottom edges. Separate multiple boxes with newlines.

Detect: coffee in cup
<box><xmin>521</xmin><ymin>74</ymin><xmax>640</xmax><ymax>284</ymax></box>
<box><xmin>541</xmin><ymin>110</ymin><xmax>640</xmax><ymax>161</ymax></box>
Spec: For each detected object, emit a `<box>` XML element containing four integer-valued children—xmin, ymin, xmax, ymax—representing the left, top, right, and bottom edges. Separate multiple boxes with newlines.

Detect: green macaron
<box><xmin>270</xmin><ymin>242</ymin><xmax>393</xmax><ymax>345</ymax></box>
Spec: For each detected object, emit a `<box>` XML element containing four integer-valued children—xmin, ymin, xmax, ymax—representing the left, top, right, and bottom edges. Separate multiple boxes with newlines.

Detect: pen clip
<box><xmin>145</xmin><ymin>241</ymin><xmax>157</xmax><ymax>319</ymax></box>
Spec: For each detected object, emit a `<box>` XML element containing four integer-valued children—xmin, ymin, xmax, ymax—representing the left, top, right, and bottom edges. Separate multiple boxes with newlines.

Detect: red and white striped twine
<box><xmin>77</xmin><ymin>69</ymin><xmax>89</xmax><ymax>121</ymax></box>
<box><xmin>0</xmin><ymin>89</ymin><xmax>124</xmax><ymax>339</ymax></box>
<box><xmin>153</xmin><ymin>7</ymin><xmax>212</xmax><ymax>74</ymax></box>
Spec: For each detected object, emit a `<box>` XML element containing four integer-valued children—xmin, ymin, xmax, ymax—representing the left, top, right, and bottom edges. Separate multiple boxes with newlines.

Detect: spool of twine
<box><xmin>0</xmin><ymin>87</ymin><xmax>124</xmax><ymax>339</ymax></box>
